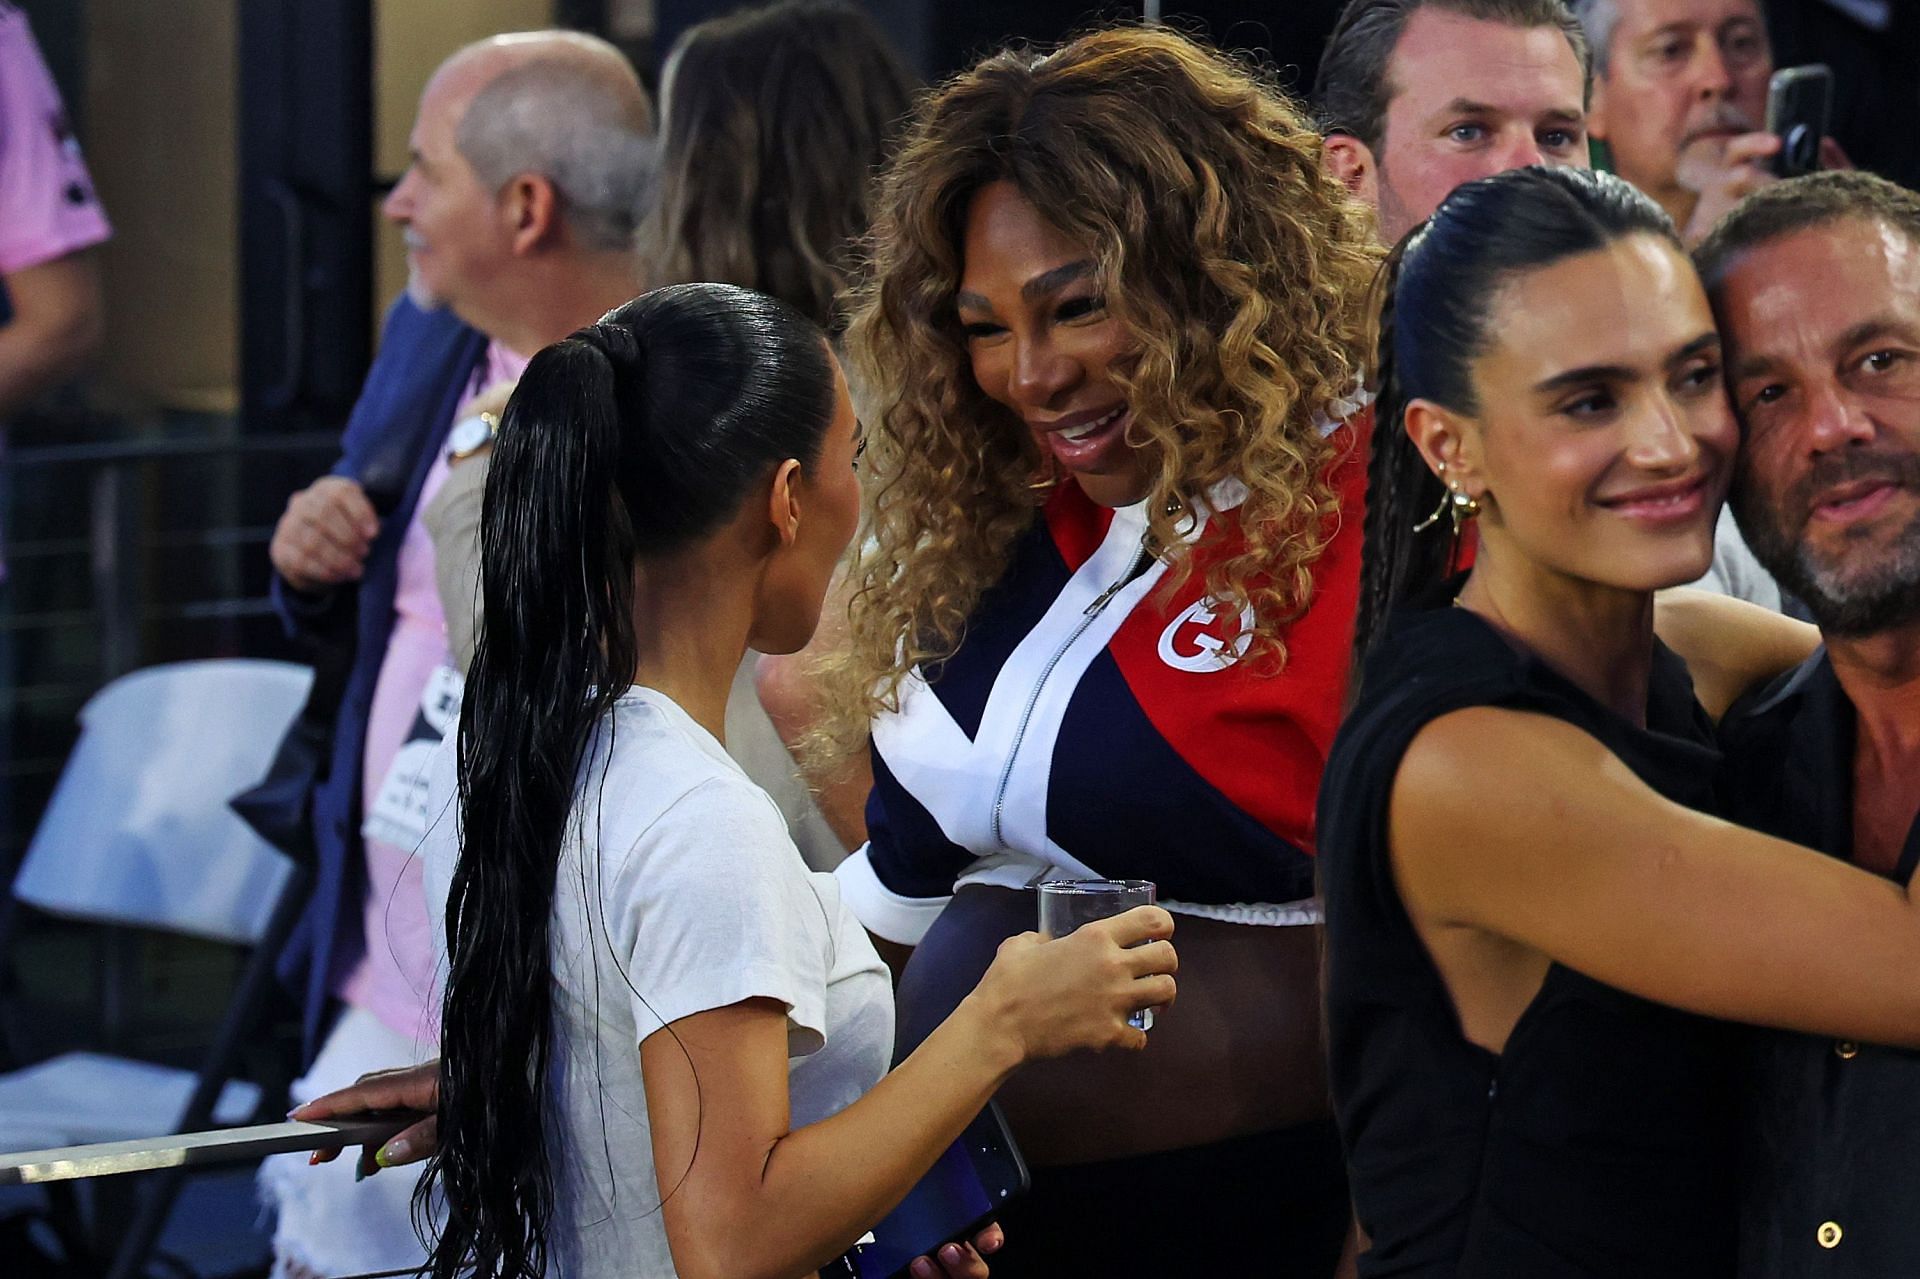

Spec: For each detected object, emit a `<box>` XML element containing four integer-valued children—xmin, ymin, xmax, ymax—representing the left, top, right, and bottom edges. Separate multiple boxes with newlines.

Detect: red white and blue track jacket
<box><xmin>836</xmin><ymin>409</ymin><xmax>1371</xmax><ymax>944</ymax></box>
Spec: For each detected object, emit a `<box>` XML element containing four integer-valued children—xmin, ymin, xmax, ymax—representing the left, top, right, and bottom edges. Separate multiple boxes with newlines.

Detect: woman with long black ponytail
<box><xmin>360</xmin><ymin>283</ymin><xmax>1176</xmax><ymax>1279</ymax></box>
<box><xmin>428</xmin><ymin>312</ymin><xmax>652</xmax><ymax>1279</ymax></box>
<box><xmin>1317</xmin><ymin>167</ymin><xmax>1920</xmax><ymax>1275</ymax></box>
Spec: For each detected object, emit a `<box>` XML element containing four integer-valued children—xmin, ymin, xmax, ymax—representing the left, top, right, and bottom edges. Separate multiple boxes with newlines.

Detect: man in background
<box><xmin>1314</xmin><ymin>0</ymin><xmax>1592</xmax><ymax>244</ymax></box>
<box><xmin>1699</xmin><ymin>169</ymin><xmax>1920</xmax><ymax>1276</ymax></box>
<box><xmin>1574</xmin><ymin>0</ymin><xmax>1789</xmax><ymax>244</ymax></box>
<box><xmin>0</xmin><ymin>0</ymin><xmax>109</xmax><ymax>849</ymax></box>
<box><xmin>262</xmin><ymin>30</ymin><xmax>653</xmax><ymax>1279</ymax></box>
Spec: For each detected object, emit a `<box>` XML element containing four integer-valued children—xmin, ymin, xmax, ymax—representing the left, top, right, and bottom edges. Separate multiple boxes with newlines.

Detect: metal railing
<box><xmin>1</xmin><ymin>418</ymin><xmax>339</xmax><ymax>863</ymax></box>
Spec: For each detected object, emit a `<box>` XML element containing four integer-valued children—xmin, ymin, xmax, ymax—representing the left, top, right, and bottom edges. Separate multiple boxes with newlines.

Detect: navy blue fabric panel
<box><xmin>1051</xmin><ymin>651</ymin><xmax>1317</xmax><ymax>905</ymax></box>
<box><xmin>272</xmin><ymin>295</ymin><xmax>486</xmax><ymax>1059</ymax></box>
<box><xmin>864</xmin><ymin>750</ymin><xmax>978</xmax><ymax>899</ymax></box>
<box><xmin>862</xmin><ymin>516</ymin><xmax>1070</xmax><ymax>905</ymax></box>
<box><xmin>919</xmin><ymin>514</ymin><xmax>1072</xmax><ymax>740</ymax></box>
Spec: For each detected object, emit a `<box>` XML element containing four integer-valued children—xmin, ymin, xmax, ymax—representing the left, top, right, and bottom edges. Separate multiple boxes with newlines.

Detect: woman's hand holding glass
<box><xmin>965</xmin><ymin>905</ymin><xmax>1178</xmax><ymax>1062</ymax></box>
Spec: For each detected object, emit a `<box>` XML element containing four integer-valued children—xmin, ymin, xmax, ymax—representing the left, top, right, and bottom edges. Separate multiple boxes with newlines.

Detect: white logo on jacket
<box><xmin>1157</xmin><ymin>598</ymin><xmax>1255</xmax><ymax>672</ymax></box>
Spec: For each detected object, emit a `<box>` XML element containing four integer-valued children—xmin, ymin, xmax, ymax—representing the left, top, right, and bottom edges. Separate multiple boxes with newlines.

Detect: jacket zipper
<box><xmin>989</xmin><ymin>541</ymin><xmax>1152</xmax><ymax>849</ymax></box>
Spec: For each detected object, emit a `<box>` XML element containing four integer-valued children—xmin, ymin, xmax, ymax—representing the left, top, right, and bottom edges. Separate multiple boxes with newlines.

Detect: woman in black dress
<box><xmin>1319</xmin><ymin>165</ymin><xmax>1920</xmax><ymax>1277</ymax></box>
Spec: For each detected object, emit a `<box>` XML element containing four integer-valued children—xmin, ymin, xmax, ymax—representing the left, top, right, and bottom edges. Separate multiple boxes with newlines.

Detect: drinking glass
<box><xmin>1036</xmin><ymin>879</ymin><xmax>1158</xmax><ymax>1030</ymax></box>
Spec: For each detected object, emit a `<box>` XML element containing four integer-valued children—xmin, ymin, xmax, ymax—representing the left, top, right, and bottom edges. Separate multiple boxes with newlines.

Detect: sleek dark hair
<box><xmin>421</xmin><ymin>281</ymin><xmax>836</xmax><ymax>1279</ymax></box>
<box><xmin>1696</xmin><ymin>170</ymin><xmax>1920</xmax><ymax>297</ymax></box>
<box><xmin>1355</xmin><ymin>165</ymin><xmax>1679</xmax><ymax>667</ymax></box>
<box><xmin>643</xmin><ymin>0</ymin><xmax>919</xmax><ymax>332</ymax></box>
<box><xmin>1314</xmin><ymin>0</ymin><xmax>1590</xmax><ymax>154</ymax></box>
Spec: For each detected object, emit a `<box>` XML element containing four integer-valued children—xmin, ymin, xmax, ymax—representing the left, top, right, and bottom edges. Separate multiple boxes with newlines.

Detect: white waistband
<box><xmin>837</xmin><ymin>845</ymin><xmax>1324</xmax><ymax>944</ymax></box>
<box><xmin>957</xmin><ymin>860</ymin><xmax>1322</xmax><ymax>926</ymax></box>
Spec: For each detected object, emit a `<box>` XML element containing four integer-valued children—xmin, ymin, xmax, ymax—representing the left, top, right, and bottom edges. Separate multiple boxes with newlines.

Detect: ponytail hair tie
<box><xmin>580</xmin><ymin>319</ymin><xmax>643</xmax><ymax>369</ymax></box>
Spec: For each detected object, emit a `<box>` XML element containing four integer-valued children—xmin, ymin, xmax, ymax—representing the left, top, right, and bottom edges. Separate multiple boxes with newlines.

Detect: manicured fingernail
<box><xmin>910</xmin><ymin>1260</ymin><xmax>933</xmax><ymax>1278</ymax></box>
<box><xmin>307</xmin><ymin>1151</ymin><xmax>321</xmax><ymax>1166</ymax></box>
<box><xmin>941</xmin><ymin>1244</ymin><xmax>965</xmax><ymax>1263</ymax></box>
<box><xmin>376</xmin><ymin>1138</ymin><xmax>408</xmax><ymax>1167</ymax></box>
<box><xmin>353</xmin><ymin>1161</ymin><xmax>369</xmax><ymax>1182</ymax></box>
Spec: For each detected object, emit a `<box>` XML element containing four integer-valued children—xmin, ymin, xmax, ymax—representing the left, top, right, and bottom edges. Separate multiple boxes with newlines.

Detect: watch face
<box><xmin>448</xmin><ymin>413</ymin><xmax>494</xmax><ymax>458</ymax></box>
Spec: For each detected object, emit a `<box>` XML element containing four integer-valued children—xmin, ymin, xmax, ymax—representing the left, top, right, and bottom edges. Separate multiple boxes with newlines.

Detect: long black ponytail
<box><xmin>1352</xmin><ymin>235</ymin><xmax>1455</xmax><ymax>674</ymax></box>
<box><xmin>422</xmin><ymin>282</ymin><xmax>836</xmax><ymax>1279</ymax></box>
<box><xmin>1352</xmin><ymin>165</ymin><xmax>1684</xmax><ymax>673</ymax></box>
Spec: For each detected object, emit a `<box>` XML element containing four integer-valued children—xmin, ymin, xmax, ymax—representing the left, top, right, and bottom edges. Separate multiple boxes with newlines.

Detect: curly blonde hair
<box><xmin>820</xmin><ymin>24</ymin><xmax>1380</xmax><ymax>750</ymax></box>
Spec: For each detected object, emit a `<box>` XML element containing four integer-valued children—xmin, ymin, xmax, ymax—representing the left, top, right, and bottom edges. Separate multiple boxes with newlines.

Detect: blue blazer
<box><xmin>272</xmin><ymin>295</ymin><xmax>487</xmax><ymax>1058</ymax></box>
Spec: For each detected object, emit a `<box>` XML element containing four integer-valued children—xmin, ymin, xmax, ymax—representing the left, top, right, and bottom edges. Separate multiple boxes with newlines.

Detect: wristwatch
<box><xmin>446</xmin><ymin>410</ymin><xmax>499</xmax><ymax>461</ymax></box>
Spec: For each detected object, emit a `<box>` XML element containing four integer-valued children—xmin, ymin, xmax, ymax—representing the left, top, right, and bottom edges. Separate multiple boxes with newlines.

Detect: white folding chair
<box><xmin>0</xmin><ymin>658</ymin><xmax>313</xmax><ymax>1274</ymax></box>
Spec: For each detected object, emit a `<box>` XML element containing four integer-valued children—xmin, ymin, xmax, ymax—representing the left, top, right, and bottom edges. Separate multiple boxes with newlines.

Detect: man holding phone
<box><xmin>1574</xmin><ymin>0</ymin><xmax>1843</xmax><ymax>244</ymax></box>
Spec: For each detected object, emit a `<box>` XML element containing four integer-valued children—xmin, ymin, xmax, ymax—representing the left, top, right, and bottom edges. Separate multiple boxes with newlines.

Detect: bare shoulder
<box><xmin>1393</xmin><ymin>706</ymin><xmax>1625</xmax><ymax>824</ymax></box>
<box><xmin>1654</xmin><ymin>587</ymin><xmax>1818</xmax><ymax>721</ymax></box>
<box><xmin>1390</xmin><ymin>707</ymin><xmax>1625</xmax><ymax>889</ymax></box>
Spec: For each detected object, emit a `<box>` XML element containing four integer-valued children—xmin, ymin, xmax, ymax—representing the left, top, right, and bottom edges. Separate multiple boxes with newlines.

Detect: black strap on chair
<box><xmin>100</xmin><ymin>859</ymin><xmax>314</xmax><ymax>1279</ymax></box>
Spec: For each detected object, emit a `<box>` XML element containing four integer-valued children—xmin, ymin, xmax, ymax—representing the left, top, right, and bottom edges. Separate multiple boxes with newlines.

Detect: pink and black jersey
<box><xmin>836</xmin><ymin>411</ymin><xmax>1370</xmax><ymax>945</ymax></box>
<box><xmin>0</xmin><ymin>2</ymin><xmax>111</xmax><ymax>275</ymax></box>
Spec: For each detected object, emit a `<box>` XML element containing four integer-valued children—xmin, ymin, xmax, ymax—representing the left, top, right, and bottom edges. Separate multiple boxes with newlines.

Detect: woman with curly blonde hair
<box><xmin>813</xmin><ymin>23</ymin><xmax>1380</xmax><ymax>1274</ymax></box>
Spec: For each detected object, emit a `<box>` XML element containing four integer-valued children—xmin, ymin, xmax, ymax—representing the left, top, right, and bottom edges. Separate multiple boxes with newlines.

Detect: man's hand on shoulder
<box><xmin>271</xmin><ymin>475</ymin><xmax>379</xmax><ymax>594</ymax></box>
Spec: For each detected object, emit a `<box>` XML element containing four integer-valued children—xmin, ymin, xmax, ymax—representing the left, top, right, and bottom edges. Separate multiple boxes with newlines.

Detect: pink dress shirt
<box><xmin>337</xmin><ymin>339</ymin><xmax>528</xmax><ymax>1039</ymax></box>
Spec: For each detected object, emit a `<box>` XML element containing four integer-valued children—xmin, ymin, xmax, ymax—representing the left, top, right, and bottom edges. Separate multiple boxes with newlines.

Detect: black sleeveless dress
<box><xmin>1318</xmin><ymin>606</ymin><xmax>1739</xmax><ymax>1277</ymax></box>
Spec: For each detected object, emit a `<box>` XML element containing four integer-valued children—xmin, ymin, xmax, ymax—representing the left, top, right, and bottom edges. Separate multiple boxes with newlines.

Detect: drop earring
<box><xmin>1414</xmin><ymin>471</ymin><xmax>1482</xmax><ymax>536</ymax></box>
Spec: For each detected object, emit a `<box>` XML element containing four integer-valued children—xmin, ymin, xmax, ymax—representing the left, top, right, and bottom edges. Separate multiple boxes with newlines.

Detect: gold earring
<box><xmin>1414</xmin><ymin>482</ymin><xmax>1481</xmax><ymax>535</ymax></box>
<box><xmin>1446</xmin><ymin>486</ymin><xmax>1482</xmax><ymax>536</ymax></box>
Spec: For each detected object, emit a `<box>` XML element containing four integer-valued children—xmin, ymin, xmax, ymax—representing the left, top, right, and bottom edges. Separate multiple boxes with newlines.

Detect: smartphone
<box><xmin>823</xmin><ymin>1103</ymin><xmax>1031</xmax><ymax>1279</ymax></box>
<box><xmin>1767</xmin><ymin>64</ymin><xmax>1833</xmax><ymax>178</ymax></box>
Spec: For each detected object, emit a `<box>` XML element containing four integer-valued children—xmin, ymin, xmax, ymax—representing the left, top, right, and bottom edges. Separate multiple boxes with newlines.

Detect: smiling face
<box><xmin>1373</xmin><ymin>8</ymin><xmax>1590</xmax><ymax>243</ymax></box>
<box><xmin>955</xmin><ymin>182</ymin><xmax>1151</xmax><ymax>509</ymax></box>
<box><xmin>1422</xmin><ymin>233</ymin><xmax>1735</xmax><ymax>591</ymax></box>
<box><xmin>1589</xmin><ymin>0</ymin><xmax>1771</xmax><ymax>204</ymax></box>
<box><xmin>1715</xmin><ymin>218</ymin><xmax>1920</xmax><ymax>635</ymax></box>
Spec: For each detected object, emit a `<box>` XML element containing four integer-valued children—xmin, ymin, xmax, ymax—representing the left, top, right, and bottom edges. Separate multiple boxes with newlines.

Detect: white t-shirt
<box><xmin>422</xmin><ymin>686</ymin><xmax>894</xmax><ymax>1278</ymax></box>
